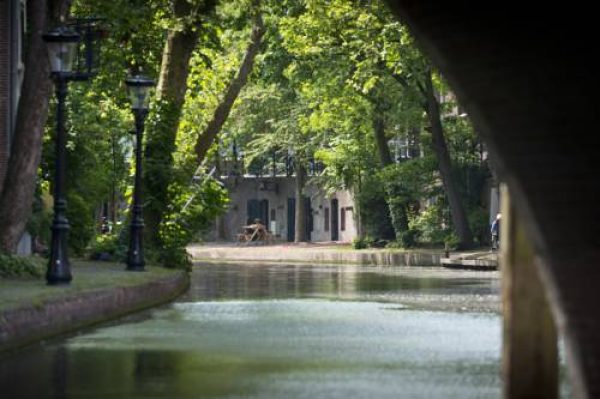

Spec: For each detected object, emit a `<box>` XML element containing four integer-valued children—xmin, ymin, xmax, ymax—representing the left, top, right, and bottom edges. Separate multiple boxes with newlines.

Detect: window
<box><xmin>340</xmin><ymin>207</ymin><xmax>346</xmax><ymax>231</ymax></box>
<box><xmin>324</xmin><ymin>208</ymin><xmax>330</xmax><ymax>231</ymax></box>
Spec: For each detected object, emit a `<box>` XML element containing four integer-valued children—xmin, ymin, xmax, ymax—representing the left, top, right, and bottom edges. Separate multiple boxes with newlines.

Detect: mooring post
<box><xmin>500</xmin><ymin>184</ymin><xmax>558</xmax><ymax>399</ymax></box>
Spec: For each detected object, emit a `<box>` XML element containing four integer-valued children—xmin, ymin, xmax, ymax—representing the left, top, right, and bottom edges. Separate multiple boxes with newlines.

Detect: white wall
<box><xmin>214</xmin><ymin>176</ymin><xmax>357</xmax><ymax>243</ymax></box>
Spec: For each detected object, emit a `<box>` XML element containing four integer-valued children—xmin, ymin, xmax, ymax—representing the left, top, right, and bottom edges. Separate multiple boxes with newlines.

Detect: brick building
<box><xmin>0</xmin><ymin>0</ymin><xmax>24</xmax><ymax>188</ymax></box>
<box><xmin>1</xmin><ymin>0</ymin><xmax>29</xmax><ymax>253</ymax></box>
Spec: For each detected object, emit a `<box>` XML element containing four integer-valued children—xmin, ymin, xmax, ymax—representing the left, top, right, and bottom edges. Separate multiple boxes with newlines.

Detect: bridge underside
<box><xmin>385</xmin><ymin>1</ymin><xmax>600</xmax><ymax>397</ymax></box>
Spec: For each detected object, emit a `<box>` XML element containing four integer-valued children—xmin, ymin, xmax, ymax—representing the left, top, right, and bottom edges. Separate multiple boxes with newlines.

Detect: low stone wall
<box><xmin>297</xmin><ymin>251</ymin><xmax>442</xmax><ymax>266</ymax></box>
<box><xmin>0</xmin><ymin>271</ymin><xmax>189</xmax><ymax>352</ymax></box>
<box><xmin>190</xmin><ymin>246</ymin><xmax>442</xmax><ymax>267</ymax></box>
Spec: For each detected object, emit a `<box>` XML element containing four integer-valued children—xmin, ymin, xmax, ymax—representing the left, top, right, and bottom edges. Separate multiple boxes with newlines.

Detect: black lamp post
<box><xmin>125</xmin><ymin>75</ymin><xmax>154</xmax><ymax>271</ymax></box>
<box><xmin>43</xmin><ymin>26</ymin><xmax>81</xmax><ymax>285</ymax></box>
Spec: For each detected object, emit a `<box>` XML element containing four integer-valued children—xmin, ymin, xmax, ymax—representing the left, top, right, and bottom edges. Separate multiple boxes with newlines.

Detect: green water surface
<box><xmin>1</xmin><ymin>264</ymin><xmax>504</xmax><ymax>398</ymax></box>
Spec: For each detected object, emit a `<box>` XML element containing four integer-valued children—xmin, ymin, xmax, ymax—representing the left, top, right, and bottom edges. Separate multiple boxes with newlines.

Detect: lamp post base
<box><xmin>126</xmin><ymin>260</ymin><xmax>146</xmax><ymax>272</ymax></box>
<box><xmin>126</xmin><ymin>222</ymin><xmax>145</xmax><ymax>272</ymax></box>
<box><xmin>46</xmin><ymin>273</ymin><xmax>72</xmax><ymax>285</ymax></box>
<box><xmin>47</xmin><ymin>227</ymin><xmax>72</xmax><ymax>285</ymax></box>
<box><xmin>126</xmin><ymin>248</ymin><xmax>146</xmax><ymax>271</ymax></box>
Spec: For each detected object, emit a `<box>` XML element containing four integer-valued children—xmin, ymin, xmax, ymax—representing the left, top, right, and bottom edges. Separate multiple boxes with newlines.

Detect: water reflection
<box><xmin>186</xmin><ymin>264</ymin><xmax>500</xmax><ymax>313</ymax></box>
<box><xmin>51</xmin><ymin>347</ymin><xmax>68</xmax><ymax>399</ymax></box>
<box><xmin>0</xmin><ymin>264</ymin><xmax>503</xmax><ymax>398</ymax></box>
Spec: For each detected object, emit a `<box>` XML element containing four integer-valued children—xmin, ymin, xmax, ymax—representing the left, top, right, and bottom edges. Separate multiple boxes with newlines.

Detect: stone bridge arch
<box><xmin>383</xmin><ymin>1</ymin><xmax>599</xmax><ymax>397</ymax></box>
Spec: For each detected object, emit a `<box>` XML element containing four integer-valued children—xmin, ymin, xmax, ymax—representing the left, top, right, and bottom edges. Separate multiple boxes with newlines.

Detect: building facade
<box><xmin>1</xmin><ymin>0</ymin><xmax>29</xmax><ymax>253</ymax></box>
<box><xmin>213</xmin><ymin>176</ymin><xmax>358</xmax><ymax>243</ymax></box>
<box><xmin>0</xmin><ymin>0</ymin><xmax>24</xmax><ymax>187</ymax></box>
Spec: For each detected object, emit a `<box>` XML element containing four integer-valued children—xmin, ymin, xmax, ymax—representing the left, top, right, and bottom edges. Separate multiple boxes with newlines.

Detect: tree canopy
<box><xmin>2</xmin><ymin>0</ymin><xmax>491</xmax><ymax>264</ymax></box>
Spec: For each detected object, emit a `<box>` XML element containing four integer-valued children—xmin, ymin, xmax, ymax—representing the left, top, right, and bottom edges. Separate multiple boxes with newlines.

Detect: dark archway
<box><xmin>383</xmin><ymin>1</ymin><xmax>600</xmax><ymax>397</ymax></box>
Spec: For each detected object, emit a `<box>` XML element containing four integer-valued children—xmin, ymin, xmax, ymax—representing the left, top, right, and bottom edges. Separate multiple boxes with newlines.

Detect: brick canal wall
<box><xmin>0</xmin><ymin>271</ymin><xmax>189</xmax><ymax>352</ymax></box>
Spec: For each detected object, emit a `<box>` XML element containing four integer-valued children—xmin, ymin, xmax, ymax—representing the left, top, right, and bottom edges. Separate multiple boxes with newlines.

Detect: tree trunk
<box><xmin>372</xmin><ymin>103</ymin><xmax>393</xmax><ymax>167</ymax></box>
<box><xmin>294</xmin><ymin>162</ymin><xmax>307</xmax><ymax>243</ymax></box>
<box><xmin>143</xmin><ymin>0</ymin><xmax>216</xmax><ymax>245</ymax></box>
<box><xmin>0</xmin><ymin>0</ymin><xmax>70</xmax><ymax>253</ymax></box>
<box><xmin>371</xmin><ymin>100</ymin><xmax>399</xmax><ymax>240</ymax></box>
<box><xmin>422</xmin><ymin>69</ymin><xmax>474</xmax><ymax>249</ymax></box>
<box><xmin>194</xmin><ymin>11</ymin><xmax>265</xmax><ymax>164</ymax></box>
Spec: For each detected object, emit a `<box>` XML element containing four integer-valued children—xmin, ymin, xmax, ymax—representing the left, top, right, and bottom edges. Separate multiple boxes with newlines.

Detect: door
<box><xmin>247</xmin><ymin>199</ymin><xmax>261</xmax><ymax>224</ymax></box>
<box><xmin>247</xmin><ymin>199</ymin><xmax>269</xmax><ymax>225</ymax></box>
<box><xmin>260</xmin><ymin>199</ymin><xmax>269</xmax><ymax>226</ymax></box>
<box><xmin>331</xmin><ymin>199</ymin><xmax>339</xmax><ymax>241</ymax></box>
<box><xmin>287</xmin><ymin>198</ymin><xmax>296</xmax><ymax>242</ymax></box>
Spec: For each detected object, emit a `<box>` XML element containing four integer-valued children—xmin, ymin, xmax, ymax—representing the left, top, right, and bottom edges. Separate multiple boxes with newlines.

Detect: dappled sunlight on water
<box><xmin>186</xmin><ymin>264</ymin><xmax>501</xmax><ymax>313</ymax></box>
<box><xmin>0</xmin><ymin>264</ymin><xmax>507</xmax><ymax>398</ymax></box>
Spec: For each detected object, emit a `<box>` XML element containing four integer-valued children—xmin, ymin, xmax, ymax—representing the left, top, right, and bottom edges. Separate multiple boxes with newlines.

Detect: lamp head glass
<box><xmin>125</xmin><ymin>75</ymin><xmax>155</xmax><ymax>111</ymax></box>
<box><xmin>43</xmin><ymin>26</ymin><xmax>81</xmax><ymax>74</ymax></box>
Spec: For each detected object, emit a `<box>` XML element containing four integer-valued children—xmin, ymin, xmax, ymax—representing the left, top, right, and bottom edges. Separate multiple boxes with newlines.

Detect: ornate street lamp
<box><xmin>69</xmin><ymin>17</ymin><xmax>106</xmax><ymax>79</ymax></box>
<box><xmin>125</xmin><ymin>75</ymin><xmax>154</xmax><ymax>271</ymax></box>
<box><xmin>43</xmin><ymin>26</ymin><xmax>81</xmax><ymax>285</ymax></box>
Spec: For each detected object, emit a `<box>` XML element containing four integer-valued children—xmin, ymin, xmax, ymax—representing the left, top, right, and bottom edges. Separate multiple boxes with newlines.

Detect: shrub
<box><xmin>355</xmin><ymin>176</ymin><xmax>395</xmax><ymax>240</ymax></box>
<box><xmin>0</xmin><ymin>254</ymin><xmax>44</xmax><ymax>279</ymax></box>
<box><xmin>398</xmin><ymin>229</ymin><xmax>419</xmax><ymax>248</ymax></box>
<box><xmin>385</xmin><ymin>240</ymin><xmax>403</xmax><ymax>249</ymax></box>
<box><xmin>409</xmin><ymin>201</ymin><xmax>449</xmax><ymax>245</ymax></box>
<box><xmin>468</xmin><ymin>206</ymin><xmax>490</xmax><ymax>246</ymax></box>
<box><xmin>66</xmin><ymin>192</ymin><xmax>95</xmax><ymax>257</ymax></box>
<box><xmin>87</xmin><ymin>233</ymin><xmax>127</xmax><ymax>261</ymax></box>
<box><xmin>352</xmin><ymin>236</ymin><xmax>375</xmax><ymax>250</ymax></box>
<box><xmin>370</xmin><ymin>238</ymin><xmax>388</xmax><ymax>248</ymax></box>
<box><xmin>157</xmin><ymin>177</ymin><xmax>228</xmax><ymax>268</ymax></box>
<box><xmin>352</xmin><ymin>238</ymin><xmax>367</xmax><ymax>250</ymax></box>
<box><xmin>444</xmin><ymin>232</ymin><xmax>461</xmax><ymax>251</ymax></box>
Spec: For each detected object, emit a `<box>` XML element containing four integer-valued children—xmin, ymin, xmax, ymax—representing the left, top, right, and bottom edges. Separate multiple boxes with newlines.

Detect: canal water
<box><xmin>1</xmin><ymin>264</ymin><xmax>504</xmax><ymax>398</ymax></box>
